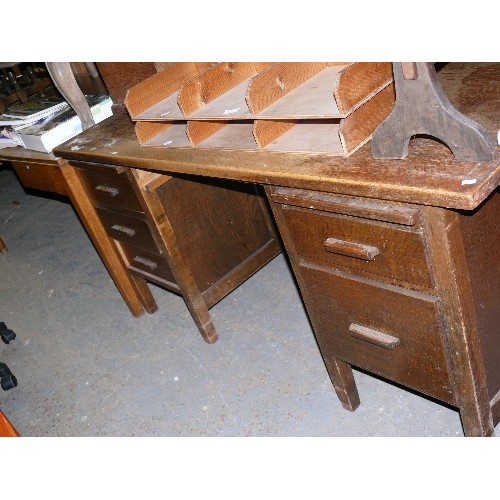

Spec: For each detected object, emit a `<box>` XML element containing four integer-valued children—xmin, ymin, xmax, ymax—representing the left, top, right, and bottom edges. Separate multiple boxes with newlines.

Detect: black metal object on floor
<box><xmin>0</xmin><ymin>322</ymin><xmax>17</xmax><ymax>391</ymax></box>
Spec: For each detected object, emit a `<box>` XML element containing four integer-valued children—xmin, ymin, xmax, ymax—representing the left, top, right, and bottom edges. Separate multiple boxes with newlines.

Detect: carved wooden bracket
<box><xmin>45</xmin><ymin>62</ymin><xmax>95</xmax><ymax>131</ymax></box>
<box><xmin>371</xmin><ymin>62</ymin><xmax>496</xmax><ymax>162</ymax></box>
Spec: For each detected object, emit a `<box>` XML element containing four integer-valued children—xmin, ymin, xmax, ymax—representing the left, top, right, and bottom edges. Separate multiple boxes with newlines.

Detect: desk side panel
<box><xmin>459</xmin><ymin>189</ymin><xmax>500</xmax><ymax>414</ymax></box>
<box><xmin>156</xmin><ymin>176</ymin><xmax>280</xmax><ymax>298</ymax></box>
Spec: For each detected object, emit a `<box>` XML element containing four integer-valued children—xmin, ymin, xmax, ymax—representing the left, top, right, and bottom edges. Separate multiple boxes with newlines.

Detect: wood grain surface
<box><xmin>55</xmin><ymin>63</ymin><xmax>499</xmax><ymax>211</ymax></box>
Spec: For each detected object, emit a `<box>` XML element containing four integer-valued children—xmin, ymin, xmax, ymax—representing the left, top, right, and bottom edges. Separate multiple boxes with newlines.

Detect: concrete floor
<box><xmin>0</xmin><ymin>164</ymin><xmax>486</xmax><ymax>437</ymax></box>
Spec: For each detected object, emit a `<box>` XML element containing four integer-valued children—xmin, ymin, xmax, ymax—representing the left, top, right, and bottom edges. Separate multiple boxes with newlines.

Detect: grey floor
<box><xmin>0</xmin><ymin>164</ymin><xmax>485</xmax><ymax>437</ymax></box>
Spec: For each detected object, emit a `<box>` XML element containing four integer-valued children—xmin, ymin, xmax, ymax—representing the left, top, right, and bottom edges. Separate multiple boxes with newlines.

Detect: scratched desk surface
<box><xmin>55</xmin><ymin>63</ymin><xmax>500</xmax><ymax>211</ymax></box>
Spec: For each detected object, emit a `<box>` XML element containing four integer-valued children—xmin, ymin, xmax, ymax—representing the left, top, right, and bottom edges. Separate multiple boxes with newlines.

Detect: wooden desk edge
<box><xmin>54</xmin><ymin>144</ymin><xmax>500</xmax><ymax>212</ymax></box>
<box><xmin>0</xmin><ymin>147</ymin><xmax>64</xmax><ymax>165</ymax></box>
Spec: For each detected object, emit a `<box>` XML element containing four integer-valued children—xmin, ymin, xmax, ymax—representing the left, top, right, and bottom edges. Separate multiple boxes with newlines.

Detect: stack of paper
<box><xmin>0</xmin><ymin>95</ymin><xmax>113</xmax><ymax>152</ymax></box>
<box><xmin>0</xmin><ymin>97</ymin><xmax>68</xmax><ymax>127</ymax></box>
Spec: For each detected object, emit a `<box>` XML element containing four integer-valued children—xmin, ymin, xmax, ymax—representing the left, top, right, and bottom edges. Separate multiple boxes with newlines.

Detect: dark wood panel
<box><xmin>156</xmin><ymin>176</ymin><xmax>276</xmax><ymax>292</ymax></box>
<box><xmin>459</xmin><ymin>189</ymin><xmax>500</xmax><ymax>400</ymax></box>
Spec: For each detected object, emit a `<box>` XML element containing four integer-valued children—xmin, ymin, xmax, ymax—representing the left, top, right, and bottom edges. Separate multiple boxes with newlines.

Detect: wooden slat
<box><xmin>339</xmin><ymin>82</ymin><xmax>396</xmax><ymax>155</ymax></box>
<box><xmin>194</xmin><ymin>122</ymin><xmax>257</xmax><ymax>150</ymax></box>
<box><xmin>153</xmin><ymin>63</ymin><xmax>215</xmax><ymax>74</ymax></box>
<box><xmin>334</xmin><ymin>62</ymin><xmax>393</xmax><ymax>115</ymax></box>
<box><xmin>178</xmin><ymin>63</ymin><xmax>273</xmax><ymax>118</ymax></box>
<box><xmin>125</xmin><ymin>62</ymin><xmax>212</xmax><ymax>118</ymax></box>
<box><xmin>135</xmin><ymin>121</ymin><xmax>172</xmax><ymax>145</ymax></box>
<box><xmin>253</xmin><ymin>120</ymin><xmax>296</xmax><ymax>148</ymax></box>
<box><xmin>133</xmin><ymin>91</ymin><xmax>183</xmax><ymax>121</ymax></box>
<box><xmin>254</xmin><ymin>66</ymin><xmax>351</xmax><ymax>118</ymax></box>
<box><xmin>247</xmin><ymin>62</ymin><xmax>327</xmax><ymax>115</ymax></box>
<box><xmin>262</xmin><ymin>121</ymin><xmax>344</xmax><ymax>154</ymax></box>
<box><xmin>253</xmin><ymin>62</ymin><xmax>276</xmax><ymax>73</ymax></box>
<box><xmin>270</xmin><ymin>186</ymin><xmax>420</xmax><ymax>226</ymax></box>
<box><xmin>187</xmin><ymin>121</ymin><xmax>226</xmax><ymax>146</ymax></box>
<box><xmin>139</xmin><ymin>122</ymin><xmax>191</xmax><ymax>148</ymax></box>
<box><xmin>201</xmin><ymin>239</ymin><xmax>281</xmax><ymax>307</ymax></box>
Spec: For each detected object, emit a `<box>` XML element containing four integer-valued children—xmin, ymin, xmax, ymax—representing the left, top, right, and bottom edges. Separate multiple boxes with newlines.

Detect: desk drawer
<box><xmin>78</xmin><ymin>166</ymin><xmax>144</xmax><ymax>213</ymax></box>
<box><xmin>120</xmin><ymin>243</ymin><xmax>175</xmax><ymax>284</ymax></box>
<box><xmin>300</xmin><ymin>264</ymin><xmax>454</xmax><ymax>404</ymax></box>
<box><xmin>11</xmin><ymin>161</ymin><xmax>67</xmax><ymax>196</ymax></box>
<box><xmin>96</xmin><ymin>206</ymin><xmax>161</xmax><ymax>253</ymax></box>
<box><xmin>281</xmin><ymin>205</ymin><xmax>433</xmax><ymax>289</ymax></box>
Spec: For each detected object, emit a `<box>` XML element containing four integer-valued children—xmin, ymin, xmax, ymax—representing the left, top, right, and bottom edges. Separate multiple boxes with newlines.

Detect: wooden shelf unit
<box><xmin>125</xmin><ymin>62</ymin><xmax>395</xmax><ymax>156</ymax></box>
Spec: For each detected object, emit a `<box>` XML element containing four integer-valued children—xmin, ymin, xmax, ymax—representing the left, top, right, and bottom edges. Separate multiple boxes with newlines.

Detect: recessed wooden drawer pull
<box><xmin>95</xmin><ymin>185</ymin><xmax>119</xmax><ymax>197</ymax></box>
<box><xmin>132</xmin><ymin>256</ymin><xmax>158</xmax><ymax>270</ymax></box>
<box><xmin>110</xmin><ymin>224</ymin><xmax>136</xmax><ymax>237</ymax></box>
<box><xmin>324</xmin><ymin>237</ymin><xmax>380</xmax><ymax>261</ymax></box>
<box><xmin>349</xmin><ymin>323</ymin><xmax>400</xmax><ymax>349</ymax></box>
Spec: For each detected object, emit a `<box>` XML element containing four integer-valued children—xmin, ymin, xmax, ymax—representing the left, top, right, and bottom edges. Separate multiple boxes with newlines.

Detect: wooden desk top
<box><xmin>0</xmin><ymin>146</ymin><xmax>64</xmax><ymax>165</ymax></box>
<box><xmin>54</xmin><ymin>63</ymin><xmax>500</xmax><ymax>211</ymax></box>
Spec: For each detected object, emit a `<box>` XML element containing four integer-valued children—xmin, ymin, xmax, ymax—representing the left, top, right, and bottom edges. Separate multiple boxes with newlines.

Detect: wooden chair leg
<box><xmin>323</xmin><ymin>356</ymin><xmax>360</xmax><ymax>411</ymax></box>
<box><xmin>0</xmin><ymin>237</ymin><xmax>7</xmax><ymax>254</ymax></box>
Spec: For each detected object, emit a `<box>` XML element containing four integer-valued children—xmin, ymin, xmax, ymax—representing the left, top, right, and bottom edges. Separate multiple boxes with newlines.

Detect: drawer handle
<box><xmin>95</xmin><ymin>185</ymin><xmax>119</xmax><ymax>197</ymax></box>
<box><xmin>349</xmin><ymin>323</ymin><xmax>400</xmax><ymax>350</ymax></box>
<box><xmin>132</xmin><ymin>256</ymin><xmax>158</xmax><ymax>270</ymax></box>
<box><xmin>324</xmin><ymin>238</ymin><xmax>379</xmax><ymax>261</ymax></box>
<box><xmin>111</xmin><ymin>224</ymin><xmax>136</xmax><ymax>237</ymax></box>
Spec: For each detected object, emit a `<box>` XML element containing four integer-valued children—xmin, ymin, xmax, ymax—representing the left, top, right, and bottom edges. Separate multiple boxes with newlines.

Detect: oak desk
<box><xmin>54</xmin><ymin>63</ymin><xmax>500</xmax><ymax>436</ymax></box>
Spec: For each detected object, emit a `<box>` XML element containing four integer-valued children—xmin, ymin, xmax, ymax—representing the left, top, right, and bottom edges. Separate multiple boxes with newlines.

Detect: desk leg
<box><xmin>0</xmin><ymin>237</ymin><xmax>7</xmax><ymax>254</ymax></box>
<box><xmin>149</xmin><ymin>204</ymin><xmax>218</xmax><ymax>343</ymax></box>
<box><xmin>129</xmin><ymin>175</ymin><xmax>218</xmax><ymax>344</ymax></box>
<box><xmin>324</xmin><ymin>356</ymin><xmax>360</xmax><ymax>411</ymax></box>
<box><xmin>147</xmin><ymin>215</ymin><xmax>218</xmax><ymax>343</ymax></box>
<box><xmin>263</xmin><ymin>186</ymin><xmax>361</xmax><ymax>411</ymax></box>
<box><xmin>112</xmin><ymin>245</ymin><xmax>159</xmax><ymax>315</ymax></box>
<box><xmin>60</xmin><ymin>164</ymin><xmax>151</xmax><ymax>318</ymax></box>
